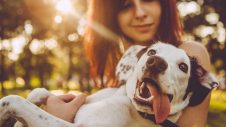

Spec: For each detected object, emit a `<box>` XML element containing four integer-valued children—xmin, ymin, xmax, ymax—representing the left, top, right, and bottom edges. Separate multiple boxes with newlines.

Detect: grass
<box><xmin>208</xmin><ymin>90</ymin><xmax>226</xmax><ymax>127</ymax></box>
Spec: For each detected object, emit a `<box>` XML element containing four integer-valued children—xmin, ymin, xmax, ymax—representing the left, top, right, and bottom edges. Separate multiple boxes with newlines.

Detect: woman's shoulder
<box><xmin>178</xmin><ymin>41</ymin><xmax>211</xmax><ymax>71</ymax></box>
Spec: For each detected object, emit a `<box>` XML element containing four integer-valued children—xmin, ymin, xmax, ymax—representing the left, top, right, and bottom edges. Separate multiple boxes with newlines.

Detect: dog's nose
<box><xmin>146</xmin><ymin>56</ymin><xmax>168</xmax><ymax>73</ymax></box>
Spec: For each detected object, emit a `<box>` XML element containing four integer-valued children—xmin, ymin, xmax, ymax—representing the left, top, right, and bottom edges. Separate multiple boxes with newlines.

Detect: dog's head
<box><xmin>116</xmin><ymin>42</ymin><xmax>218</xmax><ymax>124</ymax></box>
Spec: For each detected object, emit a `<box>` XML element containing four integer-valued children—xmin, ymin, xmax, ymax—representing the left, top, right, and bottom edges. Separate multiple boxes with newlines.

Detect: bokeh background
<box><xmin>0</xmin><ymin>0</ymin><xmax>225</xmax><ymax>126</ymax></box>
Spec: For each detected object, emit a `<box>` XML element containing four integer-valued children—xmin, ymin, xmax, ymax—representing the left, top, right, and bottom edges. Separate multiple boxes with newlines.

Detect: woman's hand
<box><xmin>44</xmin><ymin>93</ymin><xmax>86</xmax><ymax>123</ymax></box>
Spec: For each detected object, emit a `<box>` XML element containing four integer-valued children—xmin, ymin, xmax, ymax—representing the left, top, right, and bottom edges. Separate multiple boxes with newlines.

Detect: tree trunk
<box><xmin>0</xmin><ymin>52</ymin><xmax>6</xmax><ymax>96</ymax></box>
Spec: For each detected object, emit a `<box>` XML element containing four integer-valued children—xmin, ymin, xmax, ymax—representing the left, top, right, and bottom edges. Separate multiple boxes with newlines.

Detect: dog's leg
<box><xmin>0</xmin><ymin>95</ymin><xmax>78</xmax><ymax>127</ymax></box>
<box><xmin>13</xmin><ymin>88</ymin><xmax>55</xmax><ymax>127</ymax></box>
<box><xmin>27</xmin><ymin>88</ymin><xmax>54</xmax><ymax>105</ymax></box>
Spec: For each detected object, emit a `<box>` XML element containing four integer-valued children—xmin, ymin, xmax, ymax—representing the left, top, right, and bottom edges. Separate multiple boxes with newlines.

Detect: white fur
<box><xmin>126</xmin><ymin>42</ymin><xmax>191</xmax><ymax>115</ymax></box>
<box><xmin>0</xmin><ymin>42</ymin><xmax>218</xmax><ymax>127</ymax></box>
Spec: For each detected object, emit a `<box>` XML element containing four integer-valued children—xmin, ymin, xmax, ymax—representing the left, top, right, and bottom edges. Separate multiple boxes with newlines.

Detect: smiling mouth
<box><xmin>134</xmin><ymin>24</ymin><xmax>151</xmax><ymax>27</ymax></box>
<box><xmin>134</xmin><ymin>78</ymin><xmax>173</xmax><ymax>106</ymax></box>
<box><xmin>132</xmin><ymin>24</ymin><xmax>152</xmax><ymax>32</ymax></box>
<box><xmin>133</xmin><ymin>77</ymin><xmax>173</xmax><ymax>124</ymax></box>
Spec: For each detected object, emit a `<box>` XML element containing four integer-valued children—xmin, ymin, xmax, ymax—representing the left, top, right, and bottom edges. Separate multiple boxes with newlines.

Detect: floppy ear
<box><xmin>116</xmin><ymin>45</ymin><xmax>147</xmax><ymax>85</ymax></box>
<box><xmin>185</xmin><ymin>57</ymin><xmax>219</xmax><ymax>106</ymax></box>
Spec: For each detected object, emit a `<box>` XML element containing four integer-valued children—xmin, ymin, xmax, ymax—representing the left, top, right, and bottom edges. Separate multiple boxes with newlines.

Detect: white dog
<box><xmin>0</xmin><ymin>42</ymin><xmax>218</xmax><ymax>127</ymax></box>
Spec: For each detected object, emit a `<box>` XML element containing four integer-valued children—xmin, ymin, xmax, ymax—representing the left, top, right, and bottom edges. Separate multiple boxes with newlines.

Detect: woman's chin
<box><xmin>130</xmin><ymin>35</ymin><xmax>155</xmax><ymax>45</ymax></box>
<box><xmin>133</xmin><ymin>40</ymin><xmax>154</xmax><ymax>46</ymax></box>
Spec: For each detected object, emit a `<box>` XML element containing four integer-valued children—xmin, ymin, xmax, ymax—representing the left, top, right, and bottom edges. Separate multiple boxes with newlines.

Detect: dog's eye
<box><xmin>147</xmin><ymin>49</ymin><xmax>156</xmax><ymax>56</ymax></box>
<box><xmin>179</xmin><ymin>63</ymin><xmax>188</xmax><ymax>73</ymax></box>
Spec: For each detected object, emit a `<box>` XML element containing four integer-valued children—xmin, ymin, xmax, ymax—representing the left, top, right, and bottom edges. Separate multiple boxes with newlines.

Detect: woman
<box><xmin>45</xmin><ymin>0</ymin><xmax>211</xmax><ymax>126</ymax></box>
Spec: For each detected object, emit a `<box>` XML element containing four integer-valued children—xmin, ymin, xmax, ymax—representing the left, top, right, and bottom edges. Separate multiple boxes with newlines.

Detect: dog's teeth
<box><xmin>139</xmin><ymin>82</ymin><xmax>145</xmax><ymax>94</ymax></box>
<box><xmin>137</xmin><ymin>95</ymin><xmax>153</xmax><ymax>102</ymax></box>
<box><xmin>140</xmin><ymin>83</ymin><xmax>145</xmax><ymax>93</ymax></box>
<box><xmin>141</xmin><ymin>82</ymin><xmax>145</xmax><ymax>86</ymax></box>
<box><xmin>140</xmin><ymin>89</ymin><xmax>143</xmax><ymax>94</ymax></box>
<box><xmin>136</xmin><ymin>88</ymin><xmax>140</xmax><ymax>94</ymax></box>
<box><xmin>141</xmin><ymin>83</ymin><xmax>145</xmax><ymax>89</ymax></box>
<box><xmin>147</xmin><ymin>96</ymin><xmax>154</xmax><ymax>101</ymax></box>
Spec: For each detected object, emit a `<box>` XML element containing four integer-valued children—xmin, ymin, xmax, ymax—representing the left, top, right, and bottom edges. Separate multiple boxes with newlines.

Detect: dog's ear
<box><xmin>185</xmin><ymin>57</ymin><xmax>219</xmax><ymax>106</ymax></box>
<box><xmin>116</xmin><ymin>45</ymin><xmax>146</xmax><ymax>85</ymax></box>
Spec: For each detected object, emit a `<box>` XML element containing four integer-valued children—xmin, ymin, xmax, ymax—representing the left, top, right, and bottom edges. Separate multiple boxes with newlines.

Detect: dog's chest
<box><xmin>73</xmin><ymin>87</ymin><xmax>155</xmax><ymax>127</ymax></box>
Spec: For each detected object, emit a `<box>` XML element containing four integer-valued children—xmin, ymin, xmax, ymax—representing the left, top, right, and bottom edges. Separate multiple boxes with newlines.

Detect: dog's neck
<box><xmin>138</xmin><ymin>111</ymin><xmax>179</xmax><ymax>127</ymax></box>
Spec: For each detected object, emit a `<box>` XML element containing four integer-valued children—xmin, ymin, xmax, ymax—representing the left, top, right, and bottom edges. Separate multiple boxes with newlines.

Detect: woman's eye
<box><xmin>142</xmin><ymin>0</ymin><xmax>156</xmax><ymax>3</ymax></box>
<box><xmin>120</xmin><ymin>0</ymin><xmax>133</xmax><ymax>10</ymax></box>
<box><xmin>147</xmin><ymin>49</ymin><xmax>156</xmax><ymax>56</ymax></box>
<box><xmin>179</xmin><ymin>63</ymin><xmax>188</xmax><ymax>73</ymax></box>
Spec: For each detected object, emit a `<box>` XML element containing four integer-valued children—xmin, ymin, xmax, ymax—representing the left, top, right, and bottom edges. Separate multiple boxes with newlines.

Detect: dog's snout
<box><xmin>146</xmin><ymin>56</ymin><xmax>168</xmax><ymax>73</ymax></box>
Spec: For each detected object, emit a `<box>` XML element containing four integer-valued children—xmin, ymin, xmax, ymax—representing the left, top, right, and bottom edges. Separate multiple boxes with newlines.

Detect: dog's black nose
<box><xmin>146</xmin><ymin>56</ymin><xmax>168</xmax><ymax>73</ymax></box>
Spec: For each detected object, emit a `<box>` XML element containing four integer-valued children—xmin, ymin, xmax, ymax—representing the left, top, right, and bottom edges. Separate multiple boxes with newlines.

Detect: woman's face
<box><xmin>117</xmin><ymin>0</ymin><xmax>161</xmax><ymax>45</ymax></box>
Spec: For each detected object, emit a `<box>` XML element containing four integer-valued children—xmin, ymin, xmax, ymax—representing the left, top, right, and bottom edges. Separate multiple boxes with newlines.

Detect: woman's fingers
<box><xmin>69</xmin><ymin>94</ymin><xmax>86</xmax><ymax>107</ymax></box>
<box><xmin>58</xmin><ymin>93</ymin><xmax>86</xmax><ymax>104</ymax></box>
<box><xmin>43</xmin><ymin>93</ymin><xmax>86</xmax><ymax>122</ymax></box>
<box><xmin>58</xmin><ymin>94</ymin><xmax>76</xmax><ymax>103</ymax></box>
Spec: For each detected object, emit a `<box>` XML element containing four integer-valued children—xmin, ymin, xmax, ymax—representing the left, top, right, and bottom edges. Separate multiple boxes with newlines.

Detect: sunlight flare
<box><xmin>54</xmin><ymin>15</ymin><xmax>63</xmax><ymax>24</ymax></box>
<box><xmin>56</xmin><ymin>0</ymin><xmax>73</xmax><ymax>14</ymax></box>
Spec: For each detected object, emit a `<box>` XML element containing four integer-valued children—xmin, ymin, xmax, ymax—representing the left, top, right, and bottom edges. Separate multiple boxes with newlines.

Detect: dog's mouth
<box><xmin>134</xmin><ymin>78</ymin><xmax>173</xmax><ymax>124</ymax></box>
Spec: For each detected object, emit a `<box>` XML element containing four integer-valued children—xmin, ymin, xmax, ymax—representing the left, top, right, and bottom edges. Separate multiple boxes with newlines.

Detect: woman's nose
<box><xmin>135</xmin><ymin>3</ymin><xmax>147</xmax><ymax>20</ymax></box>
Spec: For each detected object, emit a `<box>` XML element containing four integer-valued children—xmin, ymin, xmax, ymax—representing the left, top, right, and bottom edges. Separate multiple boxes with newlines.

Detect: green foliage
<box><xmin>208</xmin><ymin>90</ymin><xmax>226</xmax><ymax>127</ymax></box>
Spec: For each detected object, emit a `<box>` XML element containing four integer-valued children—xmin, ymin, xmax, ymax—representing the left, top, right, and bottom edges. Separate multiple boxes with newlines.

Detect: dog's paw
<box><xmin>0</xmin><ymin>96</ymin><xmax>19</xmax><ymax>126</ymax></box>
<box><xmin>27</xmin><ymin>88</ymin><xmax>53</xmax><ymax>105</ymax></box>
<box><xmin>0</xmin><ymin>100</ymin><xmax>8</xmax><ymax>126</ymax></box>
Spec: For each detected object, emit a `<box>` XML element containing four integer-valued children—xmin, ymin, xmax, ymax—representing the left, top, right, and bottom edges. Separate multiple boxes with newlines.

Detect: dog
<box><xmin>0</xmin><ymin>42</ymin><xmax>218</xmax><ymax>127</ymax></box>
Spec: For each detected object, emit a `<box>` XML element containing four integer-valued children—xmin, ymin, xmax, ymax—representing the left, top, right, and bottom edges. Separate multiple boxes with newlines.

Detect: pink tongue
<box><xmin>147</xmin><ymin>85</ymin><xmax>170</xmax><ymax>124</ymax></box>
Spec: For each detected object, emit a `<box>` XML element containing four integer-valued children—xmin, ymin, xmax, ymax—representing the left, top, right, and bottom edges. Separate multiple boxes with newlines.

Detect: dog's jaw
<box><xmin>136</xmin><ymin>80</ymin><xmax>172</xmax><ymax>123</ymax></box>
<box><xmin>126</xmin><ymin>67</ymin><xmax>172</xmax><ymax>124</ymax></box>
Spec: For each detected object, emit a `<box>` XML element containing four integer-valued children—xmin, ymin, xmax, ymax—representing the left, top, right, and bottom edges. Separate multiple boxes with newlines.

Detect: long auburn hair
<box><xmin>84</xmin><ymin>0</ymin><xmax>183</xmax><ymax>88</ymax></box>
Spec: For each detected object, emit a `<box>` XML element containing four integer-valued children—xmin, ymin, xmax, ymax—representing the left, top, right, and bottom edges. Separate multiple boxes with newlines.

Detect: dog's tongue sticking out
<box><xmin>146</xmin><ymin>84</ymin><xmax>170</xmax><ymax>124</ymax></box>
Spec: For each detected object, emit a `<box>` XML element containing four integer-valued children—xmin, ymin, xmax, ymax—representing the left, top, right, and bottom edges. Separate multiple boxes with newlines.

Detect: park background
<box><xmin>0</xmin><ymin>0</ymin><xmax>226</xmax><ymax>126</ymax></box>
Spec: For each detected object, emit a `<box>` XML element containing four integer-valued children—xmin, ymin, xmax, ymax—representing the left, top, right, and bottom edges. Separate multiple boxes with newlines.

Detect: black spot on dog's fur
<box><xmin>126</xmin><ymin>65</ymin><xmax>131</xmax><ymax>71</ymax></box>
<box><xmin>116</xmin><ymin>72</ymin><xmax>120</xmax><ymax>77</ymax></box>
<box><xmin>39</xmin><ymin>115</ymin><xmax>43</xmax><ymax>120</ymax></box>
<box><xmin>1</xmin><ymin>101</ymin><xmax>10</xmax><ymax>107</ymax></box>
<box><xmin>39</xmin><ymin>115</ymin><xmax>48</xmax><ymax>121</ymax></box>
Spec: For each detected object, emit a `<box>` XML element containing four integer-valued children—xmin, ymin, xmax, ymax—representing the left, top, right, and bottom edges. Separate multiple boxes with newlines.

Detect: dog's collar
<box><xmin>138</xmin><ymin>111</ymin><xmax>179</xmax><ymax>127</ymax></box>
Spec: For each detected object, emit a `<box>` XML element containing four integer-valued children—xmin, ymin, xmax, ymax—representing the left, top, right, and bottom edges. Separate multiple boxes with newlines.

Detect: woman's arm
<box><xmin>177</xmin><ymin>42</ymin><xmax>211</xmax><ymax>127</ymax></box>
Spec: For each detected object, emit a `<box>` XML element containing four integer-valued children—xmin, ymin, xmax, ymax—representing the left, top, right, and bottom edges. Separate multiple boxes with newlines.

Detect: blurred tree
<box><xmin>0</xmin><ymin>0</ymin><xmax>28</xmax><ymax>95</ymax></box>
<box><xmin>178</xmin><ymin>0</ymin><xmax>226</xmax><ymax>73</ymax></box>
<box><xmin>205</xmin><ymin>0</ymin><xmax>226</xmax><ymax>73</ymax></box>
<box><xmin>0</xmin><ymin>0</ymin><xmax>89</xmax><ymax>96</ymax></box>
